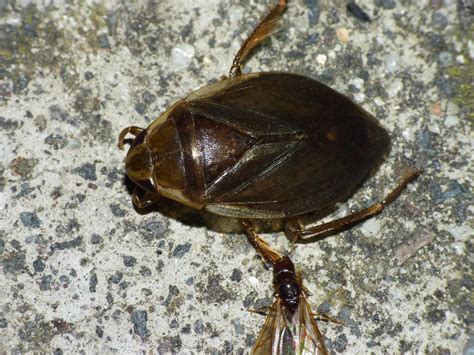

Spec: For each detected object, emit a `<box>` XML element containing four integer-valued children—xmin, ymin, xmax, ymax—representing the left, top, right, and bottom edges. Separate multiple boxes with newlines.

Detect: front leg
<box><xmin>132</xmin><ymin>187</ymin><xmax>160</xmax><ymax>209</ymax></box>
<box><xmin>118</xmin><ymin>126</ymin><xmax>143</xmax><ymax>150</ymax></box>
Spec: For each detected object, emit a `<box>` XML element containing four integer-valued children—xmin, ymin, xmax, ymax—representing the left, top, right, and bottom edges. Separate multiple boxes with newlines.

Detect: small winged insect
<box><xmin>118</xmin><ymin>0</ymin><xmax>421</xmax><ymax>243</ymax></box>
<box><xmin>245</xmin><ymin>228</ymin><xmax>339</xmax><ymax>354</ymax></box>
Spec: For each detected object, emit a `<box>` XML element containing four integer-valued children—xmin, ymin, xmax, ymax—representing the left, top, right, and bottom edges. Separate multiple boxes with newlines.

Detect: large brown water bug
<box><xmin>118</xmin><ymin>0</ymin><xmax>420</xmax><ymax>244</ymax></box>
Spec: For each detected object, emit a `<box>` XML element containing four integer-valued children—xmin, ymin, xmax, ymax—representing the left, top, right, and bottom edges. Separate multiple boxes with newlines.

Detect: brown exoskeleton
<box><xmin>118</xmin><ymin>0</ymin><xmax>420</xmax><ymax>243</ymax></box>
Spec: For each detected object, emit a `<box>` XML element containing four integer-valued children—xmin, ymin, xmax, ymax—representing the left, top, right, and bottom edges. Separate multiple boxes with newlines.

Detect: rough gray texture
<box><xmin>0</xmin><ymin>0</ymin><xmax>472</xmax><ymax>353</ymax></box>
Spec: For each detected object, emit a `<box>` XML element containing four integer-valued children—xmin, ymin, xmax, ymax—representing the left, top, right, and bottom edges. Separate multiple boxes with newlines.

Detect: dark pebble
<box><xmin>49</xmin><ymin>105</ymin><xmax>70</xmax><ymax>122</ymax></box>
<box><xmin>193</xmin><ymin>319</ymin><xmax>204</xmax><ymax>334</ymax></box>
<box><xmin>170</xmin><ymin>319</ymin><xmax>179</xmax><ymax>328</ymax></box>
<box><xmin>15</xmin><ymin>74</ymin><xmax>29</xmax><ymax>91</ymax></box>
<box><xmin>50</xmin><ymin>236</ymin><xmax>82</xmax><ymax>251</ymax></box>
<box><xmin>33</xmin><ymin>258</ymin><xmax>45</xmax><ymax>273</ymax></box>
<box><xmin>374</xmin><ymin>0</ymin><xmax>396</xmax><ymax>9</ymax></box>
<box><xmin>347</xmin><ymin>2</ymin><xmax>371</xmax><ymax>22</ymax></box>
<box><xmin>15</xmin><ymin>183</ymin><xmax>33</xmax><ymax>198</ymax></box>
<box><xmin>19</xmin><ymin>212</ymin><xmax>42</xmax><ymax>228</ymax></box>
<box><xmin>97</xmin><ymin>34</ymin><xmax>110</xmax><ymax>49</ymax></box>
<box><xmin>157</xmin><ymin>336</ymin><xmax>182</xmax><ymax>353</ymax></box>
<box><xmin>74</xmin><ymin>163</ymin><xmax>97</xmax><ymax>181</ymax></box>
<box><xmin>139</xmin><ymin>266</ymin><xmax>152</xmax><ymax>277</ymax></box>
<box><xmin>39</xmin><ymin>275</ymin><xmax>52</xmax><ymax>290</ymax></box>
<box><xmin>141</xmin><ymin>288</ymin><xmax>152</xmax><ymax>297</ymax></box>
<box><xmin>156</xmin><ymin>259</ymin><xmax>164</xmax><ymax>273</ymax></box>
<box><xmin>441</xmin><ymin>180</ymin><xmax>466</xmax><ymax>201</ymax></box>
<box><xmin>230</xmin><ymin>268</ymin><xmax>242</xmax><ymax>282</ymax></box>
<box><xmin>44</xmin><ymin>134</ymin><xmax>67</xmax><ymax>150</ymax></box>
<box><xmin>333</xmin><ymin>333</ymin><xmax>348</xmax><ymax>352</ymax></box>
<box><xmin>304</xmin><ymin>0</ymin><xmax>320</xmax><ymax>25</ymax></box>
<box><xmin>224</xmin><ymin>340</ymin><xmax>234</xmax><ymax>353</ymax></box>
<box><xmin>180</xmin><ymin>324</ymin><xmax>191</xmax><ymax>334</ymax></box>
<box><xmin>431</xmin><ymin>12</ymin><xmax>448</xmax><ymax>29</ymax></box>
<box><xmin>90</xmin><ymin>233</ymin><xmax>103</xmax><ymax>244</ymax></box>
<box><xmin>0</xmin><ymin>318</ymin><xmax>7</xmax><ymax>328</ymax></box>
<box><xmin>140</xmin><ymin>218</ymin><xmax>168</xmax><ymax>240</ymax></box>
<box><xmin>3</xmin><ymin>251</ymin><xmax>26</xmax><ymax>274</ymax></box>
<box><xmin>231</xmin><ymin>318</ymin><xmax>244</xmax><ymax>335</ymax></box>
<box><xmin>110</xmin><ymin>203</ymin><xmax>127</xmax><ymax>217</ymax></box>
<box><xmin>245</xmin><ymin>333</ymin><xmax>256</xmax><ymax>347</ymax></box>
<box><xmin>84</xmin><ymin>71</ymin><xmax>94</xmax><ymax>80</ymax></box>
<box><xmin>89</xmin><ymin>273</ymin><xmax>98</xmax><ymax>292</ymax></box>
<box><xmin>426</xmin><ymin>309</ymin><xmax>446</xmax><ymax>323</ymax></box>
<box><xmin>135</xmin><ymin>102</ymin><xmax>146</xmax><ymax>115</ymax></box>
<box><xmin>109</xmin><ymin>271</ymin><xmax>123</xmax><ymax>284</ymax></box>
<box><xmin>55</xmin><ymin>219</ymin><xmax>80</xmax><ymax>235</ymax></box>
<box><xmin>95</xmin><ymin>325</ymin><xmax>103</xmax><ymax>338</ymax></box>
<box><xmin>59</xmin><ymin>275</ymin><xmax>69</xmax><ymax>284</ymax></box>
<box><xmin>0</xmin><ymin>116</ymin><xmax>20</xmax><ymax>130</ymax></box>
<box><xmin>131</xmin><ymin>310</ymin><xmax>150</xmax><ymax>338</ymax></box>
<box><xmin>172</xmin><ymin>243</ymin><xmax>191</xmax><ymax>258</ymax></box>
<box><xmin>123</xmin><ymin>255</ymin><xmax>137</xmax><ymax>267</ymax></box>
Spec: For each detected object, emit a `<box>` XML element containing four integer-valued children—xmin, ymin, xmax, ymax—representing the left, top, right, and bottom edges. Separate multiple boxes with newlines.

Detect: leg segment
<box><xmin>313</xmin><ymin>312</ymin><xmax>344</xmax><ymax>325</ymax></box>
<box><xmin>118</xmin><ymin>126</ymin><xmax>143</xmax><ymax>150</ymax></box>
<box><xmin>241</xmin><ymin>220</ymin><xmax>283</xmax><ymax>264</ymax></box>
<box><xmin>248</xmin><ymin>306</ymin><xmax>271</xmax><ymax>316</ymax></box>
<box><xmin>132</xmin><ymin>187</ymin><xmax>160</xmax><ymax>209</ymax></box>
<box><xmin>290</xmin><ymin>169</ymin><xmax>422</xmax><ymax>243</ymax></box>
<box><xmin>229</xmin><ymin>0</ymin><xmax>287</xmax><ymax>77</ymax></box>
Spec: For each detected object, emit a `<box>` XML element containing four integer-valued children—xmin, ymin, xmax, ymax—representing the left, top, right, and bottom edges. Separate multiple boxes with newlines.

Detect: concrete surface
<box><xmin>1</xmin><ymin>0</ymin><xmax>472</xmax><ymax>353</ymax></box>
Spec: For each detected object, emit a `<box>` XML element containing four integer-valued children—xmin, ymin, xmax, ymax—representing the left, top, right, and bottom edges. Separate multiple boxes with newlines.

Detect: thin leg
<box><xmin>118</xmin><ymin>126</ymin><xmax>143</xmax><ymax>150</ymax></box>
<box><xmin>292</xmin><ymin>169</ymin><xmax>422</xmax><ymax>242</ymax></box>
<box><xmin>285</xmin><ymin>217</ymin><xmax>302</xmax><ymax>254</ymax></box>
<box><xmin>248</xmin><ymin>306</ymin><xmax>271</xmax><ymax>316</ymax></box>
<box><xmin>313</xmin><ymin>312</ymin><xmax>344</xmax><ymax>325</ymax></box>
<box><xmin>132</xmin><ymin>187</ymin><xmax>160</xmax><ymax>209</ymax></box>
<box><xmin>229</xmin><ymin>0</ymin><xmax>287</xmax><ymax>77</ymax></box>
<box><xmin>241</xmin><ymin>220</ymin><xmax>283</xmax><ymax>264</ymax></box>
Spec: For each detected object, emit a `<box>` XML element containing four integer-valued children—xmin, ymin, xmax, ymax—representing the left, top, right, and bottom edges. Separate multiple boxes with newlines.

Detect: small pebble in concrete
<box><xmin>131</xmin><ymin>310</ymin><xmax>150</xmax><ymax>338</ymax></box>
<box><xmin>74</xmin><ymin>163</ymin><xmax>97</xmax><ymax>181</ymax></box>
<box><xmin>19</xmin><ymin>212</ymin><xmax>42</xmax><ymax>228</ymax></box>
<box><xmin>360</xmin><ymin>218</ymin><xmax>381</xmax><ymax>237</ymax></box>
<box><xmin>33</xmin><ymin>258</ymin><xmax>45</xmax><ymax>273</ymax></box>
<box><xmin>171</xmin><ymin>44</ymin><xmax>195</xmax><ymax>70</ymax></box>
<box><xmin>173</xmin><ymin>243</ymin><xmax>191</xmax><ymax>258</ymax></box>
<box><xmin>123</xmin><ymin>256</ymin><xmax>137</xmax><ymax>267</ymax></box>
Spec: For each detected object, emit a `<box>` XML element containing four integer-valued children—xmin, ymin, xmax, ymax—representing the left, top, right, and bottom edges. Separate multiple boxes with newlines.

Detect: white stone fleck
<box><xmin>171</xmin><ymin>44</ymin><xmax>196</xmax><ymax>70</ymax></box>
<box><xmin>354</xmin><ymin>92</ymin><xmax>365</xmax><ymax>103</ymax></box>
<box><xmin>402</xmin><ymin>127</ymin><xmax>416</xmax><ymax>141</ymax></box>
<box><xmin>386</xmin><ymin>79</ymin><xmax>403</xmax><ymax>98</ymax></box>
<box><xmin>445</xmin><ymin>115</ymin><xmax>459</xmax><ymax>127</ymax></box>
<box><xmin>450</xmin><ymin>242</ymin><xmax>465</xmax><ymax>255</ymax></box>
<box><xmin>447</xmin><ymin>225</ymin><xmax>473</xmax><ymax>242</ymax></box>
<box><xmin>428</xmin><ymin>123</ymin><xmax>441</xmax><ymax>134</ymax></box>
<box><xmin>316</xmin><ymin>54</ymin><xmax>327</xmax><ymax>66</ymax></box>
<box><xmin>360</xmin><ymin>218</ymin><xmax>381</xmax><ymax>237</ymax></box>
<box><xmin>455</xmin><ymin>54</ymin><xmax>465</xmax><ymax>64</ymax></box>
<box><xmin>385</xmin><ymin>53</ymin><xmax>400</xmax><ymax>73</ymax></box>
<box><xmin>248</xmin><ymin>276</ymin><xmax>259</xmax><ymax>286</ymax></box>
<box><xmin>468</xmin><ymin>40</ymin><xmax>474</xmax><ymax>59</ymax></box>
<box><xmin>374</xmin><ymin>97</ymin><xmax>385</xmax><ymax>106</ymax></box>
<box><xmin>349</xmin><ymin>77</ymin><xmax>364</xmax><ymax>90</ymax></box>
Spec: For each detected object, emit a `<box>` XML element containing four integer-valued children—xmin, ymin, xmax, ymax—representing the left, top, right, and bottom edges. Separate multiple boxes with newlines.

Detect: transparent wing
<box><xmin>295</xmin><ymin>295</ymin><xmax>329</xmax><ymax>355</ymax></box>
<box><xmin>252</xmin><ymin>300</ymin><xmax>285</xmax><ymax>354</ymax></box>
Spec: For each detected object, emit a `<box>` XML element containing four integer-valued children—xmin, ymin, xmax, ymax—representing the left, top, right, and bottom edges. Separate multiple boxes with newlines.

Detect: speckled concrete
<box><xmin>0</xmin><ymin>0</ymin><xmax>472</xmax><ymax>354</ymax></box>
